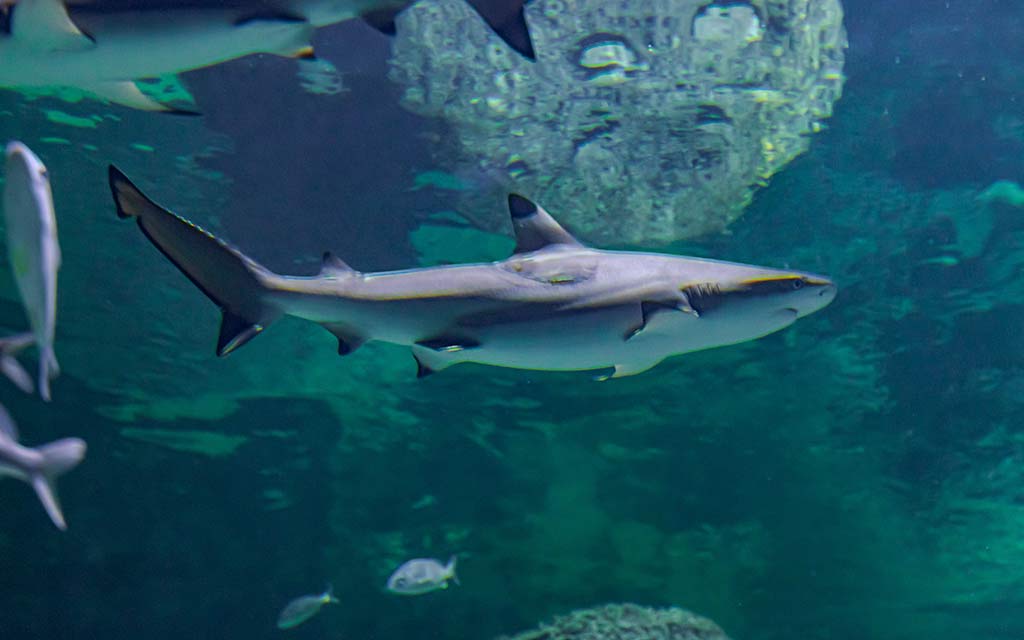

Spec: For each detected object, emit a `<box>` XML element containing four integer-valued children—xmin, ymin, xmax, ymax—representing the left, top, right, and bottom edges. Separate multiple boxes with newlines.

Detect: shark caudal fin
<box><xmin>31</xmin><ymin>437</ymin><xmax>86</xmax><ymax>531</ymax></box>
<box><xmin>108</xmin><ymin>165</ymin><xmax>280</xmax><ymax>356</ymax></box>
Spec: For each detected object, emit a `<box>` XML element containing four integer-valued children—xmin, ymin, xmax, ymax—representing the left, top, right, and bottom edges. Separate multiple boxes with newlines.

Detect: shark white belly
<box><xmin>108</xmin><ymin>165</ymin><xmax>837</xmax><ymax>379</ymax></box>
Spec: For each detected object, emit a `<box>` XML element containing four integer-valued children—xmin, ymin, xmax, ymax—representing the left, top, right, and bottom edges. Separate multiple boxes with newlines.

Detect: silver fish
<box><xmin>276</xmin><ymin>585</ymin><xmax>337</xmax><ymax>630</ymax></box>
<box><xmin>386</xmin><ymin>556</ymin><xmax>459</xmax><ymax>595</ymax></box>
<box><xmin>108</xmin><ymin>166</ymin><xmax>836</xmax><ymax>380</ymax></box>
<box><xmin>0</xmin><ymin>402</ymin><xmax>86</xmax><ymax>530</ymax></box>
<box><xmin>4</xmin><ymin>142</ymin><xmax>61</xmax><ymax>401</ymax></box>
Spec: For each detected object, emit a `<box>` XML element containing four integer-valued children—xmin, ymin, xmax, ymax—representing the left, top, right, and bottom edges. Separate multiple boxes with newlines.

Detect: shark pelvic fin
<box><xmin>11</xmin><ymin>0</ymin><xmax>94</xmax><ymax>52</ymax></box>
<box><xmin>217</xmin><ymin>312</ymin><xmax>264</xmax><ymax>357</ymax></box>
<box><xmin>323</xmin><ymin>324</ymin><xmax>365</xmax><ymax>356</ymax></box>
<box><xmin>507</xmin><ymin>194</ymin><xmax>582</xmax><ymax>255</ymax></box>
<box><xmin>411</xmin><ymin>341</ymin><xmax>468</xmax><ymax>378</ymax></box>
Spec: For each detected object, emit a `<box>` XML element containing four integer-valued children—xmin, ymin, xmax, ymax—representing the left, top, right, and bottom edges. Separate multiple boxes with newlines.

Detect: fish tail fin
<box><xmin>447</xmin><ymin>555</ymin><xmax>459</xmax><ymax>586</ymax></box>
<box><xmin>0</xmin><ymin>332</ymin><xmax>35</xmax><ymax>394</ymax></box>
<box><xmin>324</xmin><ymin>583</ymin><xmax>338</xmax><ymax>604</ymax></box>
<box><xmin>37</xmin><ymin>345</ymin><xmax>59</xmax><ymax>402</ymax></box>
<box><xmin>31</xmin><ymin>437</ymin><xmax>86</xmax><ymax>531</ymax></box>
<box><xmin>109</xmin><ymin>165</ymin><xmax>281</xmax><ymax>356</ymax></box>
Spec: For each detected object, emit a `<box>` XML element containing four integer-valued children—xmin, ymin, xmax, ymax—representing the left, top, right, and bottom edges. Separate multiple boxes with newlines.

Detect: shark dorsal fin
<box><xmin>508</xmin><ymin>194</ymin><xmax>583</xmax><ymax>255</ymax></box>
<box><xmin>11</xmin><ymin>0</ymin><xmax>95</xmax><ymax>52</ymax></box>
<box><xmin>320</xmin><ymin>252</ymin><xmax>355</xmax><ymax>277</ymax></box>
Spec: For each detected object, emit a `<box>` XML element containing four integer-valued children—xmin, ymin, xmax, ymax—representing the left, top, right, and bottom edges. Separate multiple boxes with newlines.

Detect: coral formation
<box><xmin>495</xmin><ymin>603</ymin><xmax>731</xmax><ymax>640</ymax></box>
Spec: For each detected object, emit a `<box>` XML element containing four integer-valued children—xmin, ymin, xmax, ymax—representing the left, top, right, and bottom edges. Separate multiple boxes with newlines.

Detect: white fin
<box><xmin>0</xmin><ymin>402</ymin><xmax>19</xmax><ymax>442</ymax></box>
<box><xmin>31</xmin><ymin>437</ymin><xmax>86</xmax><ymax>530</ymax></box>
<box><xmin>0</xmin><ymin>333</ymin><xmax>35</xmax><ymax>395</ymax></box>
<box><xmin>84</xmin><ymin>81</ymin><xmax>181</xmax><ymax>112</ymax></box>
<box><xmin>11</xmin><ymin>0</ymin><xmax>94</xmax><ymax>51</ymax></box>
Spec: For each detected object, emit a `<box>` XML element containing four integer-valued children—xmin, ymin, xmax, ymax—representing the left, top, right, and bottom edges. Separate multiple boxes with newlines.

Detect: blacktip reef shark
<box><xmin>3</xmin><ymin>142</ymin><xmax>61</xmax><ymax>401</ymax></box>
<box><xmin>0</xmin><ymin>401</ymin><xmax>86</xmax><ymax>530</ymax></box>
<box><xmin>108</xmin><ymin>166</ymin><xmax>836</xmax><ymax>379</ymax></box>
<box><xmin>0</xmin><ymin>0</ymin><xmax>535</xmax><ymax>112</ymax></box>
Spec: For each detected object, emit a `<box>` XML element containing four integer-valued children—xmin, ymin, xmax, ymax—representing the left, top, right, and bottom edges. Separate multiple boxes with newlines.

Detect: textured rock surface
<box><xmin>390</xmin><ymin>0</ymin><xmax>846</xmax><ymax>244</ymax></box>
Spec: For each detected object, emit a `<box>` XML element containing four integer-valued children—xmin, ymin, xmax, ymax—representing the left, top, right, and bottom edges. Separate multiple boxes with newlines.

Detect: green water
<box><xmin>2</xmin><ymin>1</ymin><xmax>1024</xmax><ymax>639</ymax></box>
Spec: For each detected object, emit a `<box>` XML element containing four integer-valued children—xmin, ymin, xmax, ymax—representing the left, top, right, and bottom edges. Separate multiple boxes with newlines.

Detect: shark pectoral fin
<box><xmin>411</xmin><ymin>339</ymin><xmax>479</xmax><ymax>378</ymax></box>
<box><xmin>323</xmin><ymin>324</ymin><xmax>365</xmax><ymax>356</ymax></box>
<box><xmin>624</xmin><ymin>300</ymin><xmax>700</xmax><ymax>341</ymax></box>
<box><xmin>85</xmin><ymin>81</ymin><xmax>197</xmax><ymax>114</ymax></box>
<box><xmin>507</xmin><ymin>194</ymin><xmax>583</xmax><ymax>254</ymax></box>
<box><xmin>10</xmin><ymin>0</ymin><xmax>95</xmax><ymax>52</ymax></box>
<box><xmin>594</xmin><ymin>360</ymin><xmax>662</xmax><ymax>381</ymax></box>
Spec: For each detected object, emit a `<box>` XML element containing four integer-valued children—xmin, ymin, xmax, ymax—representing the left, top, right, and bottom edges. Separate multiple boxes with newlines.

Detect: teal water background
<box><xmin>2</xmin><ymin>2</ymin><xmax>1024</xmax><ymax>639</ymax></box>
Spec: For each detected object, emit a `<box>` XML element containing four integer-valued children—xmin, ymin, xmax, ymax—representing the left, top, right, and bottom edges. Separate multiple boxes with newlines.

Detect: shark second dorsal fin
<box><xmin>320</xmin><ymin>252</ymin><xmax>355</xmax><ymax>277</ymax></box>
<box><xmin>11</xmin><ymin>0</ymin><xmax>94</xmax><ymax>51</ymax></box>
<box><xmin>508</xmin><ymin>194</ymin><xmax>582</xmax><ymax>255</ymax></box>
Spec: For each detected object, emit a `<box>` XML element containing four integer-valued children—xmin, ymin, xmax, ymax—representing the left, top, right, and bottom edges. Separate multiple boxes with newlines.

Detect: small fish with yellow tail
<box><xmin>276</xmin><ymin>585</ymin><xmax>337</xmax><ymax>630</ymax></box>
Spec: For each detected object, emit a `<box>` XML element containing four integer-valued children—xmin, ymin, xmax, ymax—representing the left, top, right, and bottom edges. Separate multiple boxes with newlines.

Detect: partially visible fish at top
<box><xmin>276</xmin><ymin>585</ymin><xmax>338</xmax><ymax>630</ymax></box>
<box><xmin>386</xmin><ymin>556</ymin><xmax>459</xmax><ymax>595</ymax></box>
<box><xmin>3</xmin><ymin>141</ymin><xmax>61</xmax><ymax>401</ymax></box>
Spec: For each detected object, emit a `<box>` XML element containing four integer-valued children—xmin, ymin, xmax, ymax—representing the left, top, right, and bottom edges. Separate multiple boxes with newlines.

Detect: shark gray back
<box><xmin>108</xmin><ymin>164</ymin><xmax>835</xmax><ymax>379</ymax></box>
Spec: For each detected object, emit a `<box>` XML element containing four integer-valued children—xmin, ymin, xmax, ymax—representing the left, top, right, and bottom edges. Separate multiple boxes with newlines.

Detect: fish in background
<box><xmin>3</xmin><ymin>142</ymin><xmax>61</xmax><ymax>401</ymax></box>
<box><xmin>386</xmin><ymin>556</ymin><xmax>459</xmax><ymax>595</ymax></box>
<box><xmin>276</xmin><ymin>585</ymin><xmax>338</xmax><ymax>630</ymax></box>
<box><xmin>0</xmin><ymin>402</ymin><xmax>86</xmax><ymax>530</ymax></box>
<box><xmin>0</xmin><ymin>0</ymin><xmax>534</xmax><ymax>112</ymax></box>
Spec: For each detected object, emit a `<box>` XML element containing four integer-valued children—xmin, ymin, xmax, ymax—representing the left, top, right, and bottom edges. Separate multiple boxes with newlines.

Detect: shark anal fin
<box><xmin>595</xmin><ymin>360</ymin><xmax>662</xmax><ymax>381</ymax></box>
<box><xmin>11</xmin><ymin>0</ymin><xmax>94</xmax><ymax>52</ymax></box>
<box><xmin>507</xmin><ymin>194</ymin><xmax>582</xmax><ymax>255</ymax></box>
<box><xmin>217</xmin><ymin>311</ymin><xmax>263</xmax><ymax>356</ymax></box>
<box><xmin>323</xmin><ymin>324</ymin><xmax>365</xmax><ymax>356</ymax></box>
